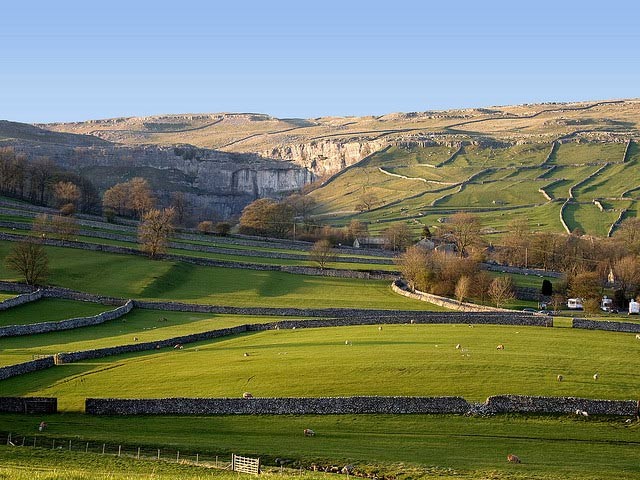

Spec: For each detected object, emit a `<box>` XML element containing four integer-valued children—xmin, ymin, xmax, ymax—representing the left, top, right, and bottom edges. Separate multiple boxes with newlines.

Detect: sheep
<box><xmin>243</xmin><ymin>352</ymin><xmax>250</xmax><ymax>357</ymax></box>
<box><xmin>496</xmin><ymin>344</ymin><xmax>505</xmax><ymax>350</ymax></box>
<box><xmin>378</xmin><ymin>326</ymin><xmax>383</xmax><ymax>331</ymax></box>
<box><xmin>636</xmin><ymin>334</ymin><xmax>640</xmax><ymax>340</ymax></box>
<box><xmin>557</xmin><ymin>374</ymin><xmax>564</xmax><ymax>382</ymax></box>
<box><xmin>575</xmin><ymin>409</ymin><xmax>589</xmax><ymax>417</ymax></box>
<box><xmin>133</xmin><ymin>337</ymin><xmax>138</xmax><ymax>342</ymax></box>
<box><xmin>303</xmin><ymin>428</ymin><xmax>315</xmax><ymax>437</ymax></box>
<box><xmin>242</xmin><ymin>392</ymin><xmax>253</xmax><ymax>399</ymax></box>
<box><xmin>345</xmin><ymin>340</ymin><xmax>352</xmax><ymax>346</ymax></box>
<box><xmin>593</xmin><ymin>373</ymin><xmax>599</xmax><ymax>381</ymax></box>
<box><xmin>507</xmin><ymin>454</ymin><xmax>521</xmax><ymax>464</ymax></box>
<box><xmin>455</xmin><ymin>344</ymin><xmax>461</xmax><ymax>350</ymax></box>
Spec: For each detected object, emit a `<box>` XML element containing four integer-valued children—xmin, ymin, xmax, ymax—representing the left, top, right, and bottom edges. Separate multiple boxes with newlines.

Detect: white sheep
<box><xmin>242</xmin><ymin>392</ymin><xmax>253</xmax><ymax>399</ymax></box>
<box><xmin>575</xmin><ymin>409</ymin><xmax>589</xmax><ymax>417</ymax></box>
<box><xmin>593</xmin><ymin>373</ymin><xmax>599</xmax><ymax>381</ymax></box>
<box><xmin>303</xmin><ymin>428</ymin><xmax>315</xmax><ymax>437</ymax></box>
<box><xmin>557</xmin><ymin>374</ymin><xmax>564</xmax><ymax>382</ymax></box>
<box><xmin>635</xmin><ymin>334</ymin><xmax>640</xmax><ymax>340</ymax></box>
<box><xmin>455</xmin><ymin>344</ymin><xmax>461</xmax><ymax>350</ymax></box>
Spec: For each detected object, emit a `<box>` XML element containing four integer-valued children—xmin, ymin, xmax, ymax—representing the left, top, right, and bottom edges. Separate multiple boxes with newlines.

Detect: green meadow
<box><xmin>0</xmin><ymin>241</ymin><xmax>429</xmax><ymax>310</ymax></box>
<box><xmin>4</xmin><ymin>324</ymin><xmax>639</xmax><ymax>411</ymax></box>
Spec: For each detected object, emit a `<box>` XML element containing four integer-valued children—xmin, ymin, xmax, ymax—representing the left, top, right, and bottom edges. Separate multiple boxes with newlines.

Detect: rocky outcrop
<box><xmin>264</xmin><ymin>139</ymin><xmax>386</xmax><ymax>177</ymax></box>
<box><xmin>5</xmin><ymin>140</ymin><xmax>313</xmax><ymax>218</ymax></box>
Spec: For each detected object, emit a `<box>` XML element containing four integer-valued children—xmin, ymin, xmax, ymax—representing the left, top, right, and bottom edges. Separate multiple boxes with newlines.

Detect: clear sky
<box><xmin>1</xmin><ymin>0</ymin><xmax>639</xmax><ymax>123</ymax></box>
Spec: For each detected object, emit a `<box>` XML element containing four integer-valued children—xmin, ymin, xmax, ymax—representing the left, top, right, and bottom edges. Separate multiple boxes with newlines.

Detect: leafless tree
<box><xmin>138</xmin><ymin>207</ymin><xmax>176</xmax><ymax>258</ymax></box>
<box><xmin>309</xmin><ymin>239</ymin><xmax>337</xmax><ymax>270</ymax></box>
<box><xmin>488</xmin><ymin>276</ymin><xmax>516</xmax><ymax>308</ymax></box>
<box><xmin>5</xmin><ymin>240</ymin><xmax>49</xmax><ymax>285</ymax></box>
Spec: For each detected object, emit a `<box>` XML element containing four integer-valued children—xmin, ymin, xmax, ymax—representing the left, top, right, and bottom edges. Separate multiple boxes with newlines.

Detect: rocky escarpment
<box><xmin>264</xmin><ymin>139</ymin><xmax>387</xmax><ymax>177</ymax></box>
<box><xmin>4</xmin><ymin>136</ymin><xmax>312</xmax><ymax>218</ymax></box>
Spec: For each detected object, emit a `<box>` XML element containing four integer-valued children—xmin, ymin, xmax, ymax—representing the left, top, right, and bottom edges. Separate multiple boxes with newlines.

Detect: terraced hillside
<box><xmin>310</xmin><ymin>140</ymin><xmax>640</xmax><ymax>237</ymax></box>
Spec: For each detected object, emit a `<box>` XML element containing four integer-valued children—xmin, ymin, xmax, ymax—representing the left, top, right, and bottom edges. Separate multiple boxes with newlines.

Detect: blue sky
<box><xmin>1</xmin><ymin>0</ymin><xmax>638</xmax><ymax>122</ymax></box>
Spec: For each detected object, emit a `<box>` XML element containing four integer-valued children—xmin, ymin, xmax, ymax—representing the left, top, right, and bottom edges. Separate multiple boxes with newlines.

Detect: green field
<box><xmin>3</xmin><ymin>324</ymin><xmax>638</xmax><ymax>411</ymax></box>
<box><xmin>1</xmin><ymin>413</ymin><xmax>639</xmax><ymax>480</ymax></box>
<box><xmin>0</xmin><ymin>310</ymin><xmax>287</xmax><ymax>367</ymax></box>
<box><xmin>310</xmin><ymin>142</ymin><xmax>639</xmax><ymax>238</ymax></box>
<box><xmin>0</xmin><ymin>298</ymin><xmax>108</xmax><ymax>328</ymax></box>
<box><xmin>0</xmin><ymin>242</ymin><xmax>430</xmax><ymax>310</ymax></box>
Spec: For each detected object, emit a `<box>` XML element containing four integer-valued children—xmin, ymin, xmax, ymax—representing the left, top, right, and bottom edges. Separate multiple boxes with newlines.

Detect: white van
<box><xmin>601</xmin><ymin>296</ymin><xmax>613</xmax><ymax>312</ymax></box>
<box><xmin>567</xmin><ymin>298</ymin><xmax>584</xmax><ymax>310</ymax></box>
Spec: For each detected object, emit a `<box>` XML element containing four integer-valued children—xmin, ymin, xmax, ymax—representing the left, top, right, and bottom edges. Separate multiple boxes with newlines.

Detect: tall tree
<box><xmin>382</xmin><ymin>223</ymin><xmax>413</xmax><ymax>251</ymax></box>
<box><xmin>309</xmin><ymin>239</ymin><xmax>336</xmax><ymax>270</ymax></box>
<box><xmin>5</xmin><ymin>240</ymin><xmax>49</xmax><ymax>285</ymax></box>
<box><xmin>138</xmin><ymin>207</ymin><xmax>175</xmax><ymax>258</ymax></box>
<box><xmin>488</xmin><ymin>276</ymin><xmax>516</xmax><ymax>308</ymax></box>
<box><xmin>440</xmin><ymin>212</ymin><xmax>482</xmax><ymax>257</ymax></box>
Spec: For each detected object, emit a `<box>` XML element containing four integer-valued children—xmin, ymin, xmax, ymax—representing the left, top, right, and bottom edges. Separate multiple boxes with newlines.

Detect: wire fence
<box><xmin>2</xmin><ymin>431</ymin><xmax>234</xmax><ymax>471</ymax></box>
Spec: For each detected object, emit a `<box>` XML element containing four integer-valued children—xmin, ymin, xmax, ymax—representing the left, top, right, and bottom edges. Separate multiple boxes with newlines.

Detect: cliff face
<box><xmin>264</xmin><ymin>139</ymin><xmax>387</xmax><ymax>177</ymax></box>
<box><xmin>5</xmin><ymin>140</ymin><xmax>312</xmax><ymax>218</ymax></box>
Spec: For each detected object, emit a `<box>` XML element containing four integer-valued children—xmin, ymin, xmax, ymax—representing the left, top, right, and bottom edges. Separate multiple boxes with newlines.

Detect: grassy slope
<box><xmin>0</xmin><ymin>310</ymin><xmax>284</xmax><ymax>367</ymax></box>
<box><xmin>0</xmin><ymin>241</ymin><xmax>430</xmax><ymax>310</ymax></box>
<box><xmin>1</xmin><ymin>413</ymin><xmax>639</xmax><ymax>480</ymax></box>
<box><xmin>0</xmin><ymin>299</ymin><xmax>108</xmax><ymax>327</ymax></box>
<box><xmin>4</xmin><ymin>324</ymin><xmax>639</xmax><ymax>411</ymax></box>
<box><xmin>311</xmin><ymin>142</ymin><xmax>639</xmax><ymax>238</ymax></box>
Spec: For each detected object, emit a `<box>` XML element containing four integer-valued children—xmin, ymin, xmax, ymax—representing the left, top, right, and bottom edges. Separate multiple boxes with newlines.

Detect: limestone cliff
<box><xmin>263</xmin><ymin>139</ymin><xmax>387</xmax><ymax>177</ymax></box>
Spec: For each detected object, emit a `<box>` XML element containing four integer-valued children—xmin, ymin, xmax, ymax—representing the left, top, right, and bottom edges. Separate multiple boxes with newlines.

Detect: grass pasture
<box><xmin>0</xmin><ymin>241</ymin><xmax>430</xmax><ymax>310</ymax></box>
<box><xmin>0</xmin><ymin>310</ymin><xmax>286</xmax><ymax>367</ymax></box>
<box><xmin>0</xmin><ymin>298</ymin><xmax>109</xmax><ymax>328</ymax></box>
<box><xmin>4</xmin><ymin>324</ymin><xmax>639</xmax><ymax>411</ymax></box>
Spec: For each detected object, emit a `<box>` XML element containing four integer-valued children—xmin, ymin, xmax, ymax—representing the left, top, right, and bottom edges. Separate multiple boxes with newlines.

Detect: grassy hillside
<box><xmin>311</xmin><ymin>141</ymin><xmax>639</xmax><ymax>237</ymax></box>
<box><xmin>4</xmin><ymin>323</ymin><xmax>639</xmax><ymax>411</ymax></box>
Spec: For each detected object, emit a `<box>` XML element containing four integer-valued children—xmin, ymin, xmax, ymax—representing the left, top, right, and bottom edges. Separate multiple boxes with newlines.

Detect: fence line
<box><xmin>2</xmin><ymin>431</ymin><xmax>233</xmax><ymax>470</ymax></box>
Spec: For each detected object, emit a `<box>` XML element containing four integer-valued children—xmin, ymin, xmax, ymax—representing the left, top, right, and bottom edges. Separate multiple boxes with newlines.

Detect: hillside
<box><xmin>2</xmin><ymin>99</ymin><xmax>639</xmax><ymax>230</ymax></box>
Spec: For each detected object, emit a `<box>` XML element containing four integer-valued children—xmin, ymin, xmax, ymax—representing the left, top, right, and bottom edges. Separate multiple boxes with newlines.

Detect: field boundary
<box><xmin>84</xmin><ymin>395</ymin><xmax>639</xmax><ymax>417</ymax></box>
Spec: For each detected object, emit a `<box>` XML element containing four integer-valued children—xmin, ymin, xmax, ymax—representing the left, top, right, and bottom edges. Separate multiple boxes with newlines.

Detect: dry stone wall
<box><xmin>85</xmin><ymin>395</ymin><xmax>639</xmax><ymax>416</ymax></box>
<box><xmin>0</xmin><ymin>357</ymin><xmax>55</xmax><ymax>381</ymax></box>
<box><xmin>484</xmin><ymin>395</ymin><xmax>637</xmax><ymax>416</ymax></box>
<box><xmin>0</xmin><ymin>300</ymin><xmax>133</xmax><ymax>338</ymax></box>
<box><xmin>0</xmin><ymin>397</ymin><xmax>57</xmax><ymax>414</ymax></box>
<box><xmin>0</xmin><ymin>289</ymin><xmax>43</xmax><ymax>311</ymax></box>
<box><xmin>572</xmin><ymin>318</ymin><xmax>640</xmax><ymax>333</ymax></box>
<box><xmin>85</xmin><ymin>396</ymin><xmax>471</xmax><ymax>415</ymax></box>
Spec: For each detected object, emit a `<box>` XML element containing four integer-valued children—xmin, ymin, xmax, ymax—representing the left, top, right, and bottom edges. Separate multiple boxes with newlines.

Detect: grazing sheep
<box><xmin>173</xmin><ymin>344</ymin><xmax>183</xmax><ymax>350</ymax></box>
<box><xmin>378</xmin><ymin>326</ymin><xmax>383</xmax><ymax>331</ymax></box>
<box><xmin>496</xmin><ymin>344</ymin><xmax>505</xmax><ymax>350</ymax></box>
<box><xmin>242</xmin><ymin>392</ymin><xmax>253</xmax><ymax>399</ymax></box>
<box><xmin>303</xmin><ymin>428</ymin><xmax>315</xmax><ymax>437</ymax></box>
<box><xmin>557</xmin><ymin>374</ymin><xmax>563</xmax><ymax>382</ymax></box>
<box><xmin>575</xmin><ymin>409</ymin><xmax>589</xmax><ymax>417</ymax></box>
<box><xmin>243</xmin><ymin>352</ymin><xmax>250</xmax><ymax>357</ymax></box>
<box><xmin>593</xmin><ymin>373</ymin><xmax>599</xmax><ymax>381</ymax></box>
<box><xmin>345</xmin><ymin>340</ymin><xmax>352</xmax><ymax>346</ymax></box>
<box><xmin>636</xmin><ymin>334</ymin><xmax>640</xmax><ymax>340</ymax></box>
<box><xmin>133</xmin><ymin>337</ymin><xmax>138</xmax><ymax>342</ymax></box>
<box><xmin>455</xmin><ymin>344</ymin><xmax>461</xmax><ymax>350</ymax></box>
<box><xmin>507</xmin><ymin>454</ymin><xmax>521</xmax><ymax>464</ymax></box>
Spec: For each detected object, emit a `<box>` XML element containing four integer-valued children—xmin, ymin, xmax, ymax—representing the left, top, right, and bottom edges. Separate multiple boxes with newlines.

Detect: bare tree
<box><xmin>440</xmin><ymin>212</ymin><xmax>482</xmax><ymax>257</ymax></box>
<box><xmin>455</xmin><ymin>275</ymin><xmax>471</xmax><ymax>303</ymax></box>
<box><xmin>103</xmin><ymin>178</ymin><xmax>155</xmax><ymax>219</ymax></box>
<box><xmin>5</xmin><ymin>240</ymin><xmax>49</xmax><ymax>285</ymax></box>
<box><xmin>383</xmin><ymin>223</ymin><xmax>413</xmax><ymax>251</ymax></box>
<box><xmin>53</xmin><ymin>181</ymin><xmax>81</xmax><ymax>213</ymax></box>
<box><xmin>197</xmin><ymin>220</ymin><xmax>214</xmax><ymax>234</ymax></box>
<box><xmin>613</xmin><ymin>255</ymin><xmax>640</xmax><ymax>300</ymax></box>
<box><xmin>396</xmin><ymin>246</ymin><xmax>429</xmax><ymax>291</ymax></box>
<box><xmin>309</xmin><ymin>239</ymin><xmax>337</xmax><ymax>270</ymax></box>
<box><xmin>138</xmin><ymin>207</ymin><xmax>175</xmax><ymax>258</ymax></box>
<box><xmin>488</xmin><ymin>276</ymin><xmax>516</xmax><ymax>308</ymax></box>
<box><xmin>355</xmin><ymin>191</ymin><xmax>380</xmax><ymax>212</ymax></box>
